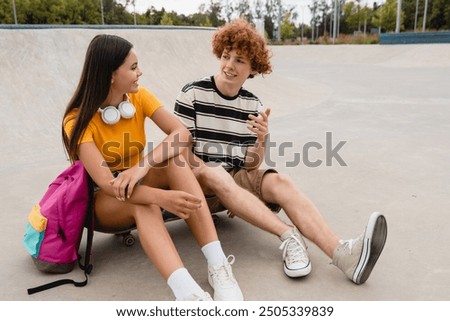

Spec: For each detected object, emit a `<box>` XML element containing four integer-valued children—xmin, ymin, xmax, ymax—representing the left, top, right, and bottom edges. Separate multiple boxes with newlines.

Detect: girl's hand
<box><xmin>247</xmin><ymin>108</ymin><xmax>271</xmax><ymax>141</ymax></box>
<box><xmin>109</xmin><ymin>165</ymin><xmax>149</xmax><ymax>201</ymax></box>
<box><xmin>157</xmin><ymin>190</ymin><xmax>203</xmax><ymax>220</ymax></box>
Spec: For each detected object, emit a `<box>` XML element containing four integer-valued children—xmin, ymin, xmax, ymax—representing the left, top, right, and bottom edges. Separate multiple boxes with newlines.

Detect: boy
<box><xmin>174</xmin><ymin>19</ymin><xmax>387</xmax><ymax>289</ymax></box>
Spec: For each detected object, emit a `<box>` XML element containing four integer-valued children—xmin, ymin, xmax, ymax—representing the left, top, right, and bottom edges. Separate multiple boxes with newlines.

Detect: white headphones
<box><xmin>98</xmin><ymin>100</ymin><xmax>136</xmax><ymax>125</ymax></box>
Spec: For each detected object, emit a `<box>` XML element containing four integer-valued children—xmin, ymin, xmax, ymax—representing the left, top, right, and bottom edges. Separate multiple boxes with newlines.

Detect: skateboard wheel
<box><xmin>122</xmin><ymin>234</ymin><xmax>135</xmax><ymax>246</ymax></box>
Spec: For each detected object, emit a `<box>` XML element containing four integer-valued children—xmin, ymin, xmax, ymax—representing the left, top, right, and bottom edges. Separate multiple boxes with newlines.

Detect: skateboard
<box><xmin>95</xmin><ymin>196</ymin><xmax>225</xmax><ymax>246</ymax></box>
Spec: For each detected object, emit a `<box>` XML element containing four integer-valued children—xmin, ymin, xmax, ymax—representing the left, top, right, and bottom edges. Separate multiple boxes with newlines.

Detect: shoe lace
<box><xmin>279</xmin><ymin>234</ymin><xmax>308</xmax><ymax>264</ymax></box>
<box><xmin>210</xmin><ymin>255</ymin><xmax>236</xmax><ymax>288</ymax></box>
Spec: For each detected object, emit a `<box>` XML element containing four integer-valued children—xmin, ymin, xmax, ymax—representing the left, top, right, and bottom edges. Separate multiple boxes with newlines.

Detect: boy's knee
<box><xmin>264</xmin><ymin>173</ymin><xmax>295</xmax><ymax>195</ymax></box>
<box><xmin>275</xmin><ymin>173</ymin><xmax>294</xmax><ymax>186</ymax></box>
<box><xmin>197</xmin><ymin>166</ymin><xmax>234</xmax><ymax>194</ymax></box>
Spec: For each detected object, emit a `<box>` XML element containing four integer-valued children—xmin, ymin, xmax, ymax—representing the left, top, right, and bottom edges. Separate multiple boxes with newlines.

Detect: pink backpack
<box><xmin>23</xmin><ymin>160</ymin><xmax>94</xmax><ymax>294</ymax></box>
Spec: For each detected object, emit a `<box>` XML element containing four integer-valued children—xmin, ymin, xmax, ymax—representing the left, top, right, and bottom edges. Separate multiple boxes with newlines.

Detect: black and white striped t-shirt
<box><xmin>174</xmin><ymin>76</ymin><xmax>263</xmax><ymax>170</ymax></box>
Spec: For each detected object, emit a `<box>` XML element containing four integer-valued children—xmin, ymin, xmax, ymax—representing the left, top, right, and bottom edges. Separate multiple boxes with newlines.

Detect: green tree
<box><xmin>142</xmin><ymin>6</ymin><xmax>165</xmax><ymax>25</ymax></box>
<box><xmin>318</xmin><ymin>0</ymin><xmax>330</xmax><ymax>36</ymax></box>
<box><xmin>222</xmin><ymin>0</ymin><xmax>234</xmax><ymax>22</ymax></box>
<box><xmin>343</xmin><ymin>1</ymin><xmax>361</xmax><ymax>32</ymax></box>
<box><xmin>102</xmin><ymin>0</ymin><xmax>133</xmax><ymax>24</ymax></box>
<box><xmin>401</xmin><ymin>0</ymin><xmax>419</xmax><ymax>30</ymax></box>
<box><xmin>62</xmin><ymin>0</ymin><xmax>101</xmax><ymax>24</ymax></box>
<box><xmin>429</xmin><ymin>0</ymin><xmax>450</xmax><ymax>30</ymax></box>
<box><xmin>160</xmin><ymin>11</ymin><xmax>173</xmax><ymax>25</ymax></box>
<box><xmin>234</xmin><ymin>0</ymin><xmax>252</xmax><ymax>21</ymax></box>
<box><xmin>280</xmin><ymin>12</ymin><xmax>294</xmax><ymax>40</ymax></box>
<box><xmin>372</xmin><ymin>0</ymin><xmax>400</xmax><ymax>32</ymax></box>
<box><xmin>20</xmin><ymin>0</ymin><xmax>64</xmax><ymax>24</ymax></box>
<box><xmin>206</xmin><ymin>0</ymin><xmax>224</xmax><ymax>27</ymax></box>
<box><xmin>0</xmin><ymin>0</ymin><xmax>12</xmax><ymax>23</ymax></box>
<box><xmin>254</xmin><ymin>0</ymin><xmax>265</xmax><ymax>20</ymax></box>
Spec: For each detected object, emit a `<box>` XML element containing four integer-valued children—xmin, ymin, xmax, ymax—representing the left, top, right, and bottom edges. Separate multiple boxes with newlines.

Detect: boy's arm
<box><xmin>174</xmin><ymin>91</ymin><xmax>196</xmax><ymax>141</ymax></box>
<box><xmin>244</xmin><ymin>108</ymin><xmax>271</xmax><ymax>170</ymax></box>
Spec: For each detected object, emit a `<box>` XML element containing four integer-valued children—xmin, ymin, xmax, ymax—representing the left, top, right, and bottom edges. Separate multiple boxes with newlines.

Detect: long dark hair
<box><xmin>62</xmin><ymin>34</ymin><xmax>133</xmax><ymax>162</ymax></box>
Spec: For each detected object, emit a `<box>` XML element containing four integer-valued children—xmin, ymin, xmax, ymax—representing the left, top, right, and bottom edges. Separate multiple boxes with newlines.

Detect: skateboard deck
<box><xmin>95</xmin><ymin>210</ymin><xmax>221</xmax><ymax>246</ymax></box>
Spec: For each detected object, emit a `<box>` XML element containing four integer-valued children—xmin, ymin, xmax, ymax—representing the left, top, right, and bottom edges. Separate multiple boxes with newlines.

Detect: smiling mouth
<box><xmin>224</xmin><ymin>71</ymin><xmax>235</xmax><ymax>78</ymax></box>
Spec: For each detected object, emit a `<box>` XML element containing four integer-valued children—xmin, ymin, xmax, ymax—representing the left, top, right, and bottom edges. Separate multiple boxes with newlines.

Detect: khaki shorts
<box><xmin>206</xmin><ymin>168</ymin><xmax>281</xmax><ymax>217</ymax></box>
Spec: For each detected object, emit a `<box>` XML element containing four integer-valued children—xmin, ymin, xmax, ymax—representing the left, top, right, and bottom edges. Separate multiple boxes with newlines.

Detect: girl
<box><xmin>62</xmin><ymin>34</ymin><xmax>243</xmax><ymax>301</ymax></box>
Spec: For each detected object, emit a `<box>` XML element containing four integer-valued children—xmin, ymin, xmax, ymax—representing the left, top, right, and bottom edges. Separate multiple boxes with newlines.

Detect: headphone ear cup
<box><xmin>100</xmin><ymin>106</ymin><xmax>121</xmax><ymax>125</ymax></box>
<box><xmin>118</xmin><ymin>101</ymin><xmax>136</xmax><ymax>119</ymax></box>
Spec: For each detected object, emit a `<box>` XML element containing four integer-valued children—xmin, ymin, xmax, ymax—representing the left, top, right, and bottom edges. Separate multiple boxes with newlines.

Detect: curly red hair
<box><xmin>212</xmin><ymin>19</ymin><xmax>272</xmax><ymax>78</ymax></box>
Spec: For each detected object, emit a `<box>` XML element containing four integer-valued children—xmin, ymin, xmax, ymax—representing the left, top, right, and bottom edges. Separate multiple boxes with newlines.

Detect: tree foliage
<box><xmin>0</xmin><ymin>0</ymin><xmax>448</xmax><ymax>36</ymax></box>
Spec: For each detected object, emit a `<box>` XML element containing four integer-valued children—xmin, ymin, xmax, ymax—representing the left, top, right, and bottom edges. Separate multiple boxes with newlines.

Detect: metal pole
<box><xmin>329</xmin><ymin>9</ymin><xmax>333</xmax><ymax>37</ymax></box>
<box><xmin>395</xmin><ymin>0</ymin><xmax>402</xmax><ymax>33</ymax></box>
<box><xmin>422</xmin><ymin>0</ymin><xmax>428</xmax><ymax>32</ymax></box>
<box><xmin>337</xmin><ymin>0</ymin><xmax>341</xmax><ymax>38</ymax></box>
<box><xmin>100</xmin><ymin>0</ymin><xmax>105</xmax><ymax>25</ymax></box>
<box><xmin>333</xmin><ymin>0</ymin><xmax>338</xmax><ymax>43</ymax></box>
<box><xmin>301</xmin><ymin>6</ymin><xmax>304</xmax><ymax>43</ymax></box>
<box><xmin>311</xmin><ymin>1</ymin><xmax>316</xmax><ymax>42</ymax></box>
<box><xmin>133</xmin><ymin>0</ymin><xmax>137</xmax><ymax>25</ymax></box>
<box><xmin>379</xmin><ymin>0</ymin><xmax>383</xmax><ymax>33</ymax></box>
<box><xmin>414</xmin><ymin>0</ymin><xmax>419</xmax><ymax>32</ymax></box>
<box><xmin>12</xmin><ymin>0</ymin><xmax>18</xmax><ymax>24</ymax></box>
<box><xmin>364</xmin><ymin>12</ymin><xmax>367</xmax><ymax>35</ymax></box>
<box><xmin>277</xmin><ymin>0</ymin><xmax>281</xmax><ymax>41</ymax></box>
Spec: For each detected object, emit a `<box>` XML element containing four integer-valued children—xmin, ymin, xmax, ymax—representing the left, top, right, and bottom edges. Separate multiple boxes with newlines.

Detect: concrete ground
<box><xmin>1</xmin><ymin>27</ymin><xmax>449</xmax><ymax>303</ymax></box>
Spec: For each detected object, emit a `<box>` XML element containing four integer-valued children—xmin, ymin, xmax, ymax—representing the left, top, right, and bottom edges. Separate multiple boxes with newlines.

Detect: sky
<box><xmin>130</xmin><ymin>0</ymin><xmax>314</xmax><ymax>25</ymax></box>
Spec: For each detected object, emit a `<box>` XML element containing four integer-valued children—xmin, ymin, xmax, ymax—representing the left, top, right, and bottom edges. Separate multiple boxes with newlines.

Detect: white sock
<box><xmin>167</xmin><ymin>267</ymin><xmax>204</xmax><ymax>300</ymax></box>
<box><xmin>201</xmin><ymin>240</ymin><xmax>227</xmax><ymax>266</ymax></box>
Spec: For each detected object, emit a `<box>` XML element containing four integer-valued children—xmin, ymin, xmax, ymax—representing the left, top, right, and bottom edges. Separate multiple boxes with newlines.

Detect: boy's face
<box><xmin>218</xmin><ymin>49</ymin><xmax>254</xmax><ymax>88</ymax></box>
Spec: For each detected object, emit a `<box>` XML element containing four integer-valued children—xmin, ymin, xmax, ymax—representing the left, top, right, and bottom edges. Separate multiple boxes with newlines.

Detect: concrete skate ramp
<box><xmin>1</xmin><ymin>27</ymin><xmax>450</xmax><ymax>302</ymax></box>
<box><xmin>0</xmin><ymin>27</ymin><xmax>218</xmax><ymax>170</ymax></box>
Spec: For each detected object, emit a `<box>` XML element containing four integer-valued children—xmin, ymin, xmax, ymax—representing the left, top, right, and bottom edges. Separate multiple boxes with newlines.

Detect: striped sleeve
<box><xmin>174</xmin><ymin>82</ymin><xmax>197</xmax><ymax>140</ymax></box>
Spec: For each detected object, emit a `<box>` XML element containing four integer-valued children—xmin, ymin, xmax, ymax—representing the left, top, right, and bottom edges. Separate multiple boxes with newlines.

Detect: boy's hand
<box><xmin>247</xmin><ymin>108</ymin><xmax>271</xmax><ymax>141</ymax></box>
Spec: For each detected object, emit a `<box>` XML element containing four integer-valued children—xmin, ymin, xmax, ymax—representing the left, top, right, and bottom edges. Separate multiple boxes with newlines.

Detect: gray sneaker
<box><xmin>208</xmin><ymin>255</ymin><xmax>244</xmax><ymax>301</ymax></box>
<box><xmin>332</xmin><ymin>212</ymin><xmax>387</xmax><ymax>285</ymax></box>
<box><xmin>279</xmin><ymin>228</ymin><xmax>312</xmax><ymax>277</ymax></box>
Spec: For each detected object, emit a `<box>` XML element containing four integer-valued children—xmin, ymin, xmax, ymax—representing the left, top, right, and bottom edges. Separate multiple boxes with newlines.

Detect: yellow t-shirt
<box><xmin>64</xmin><ymin>87</ymin><xmax>162</xmax><ymax>171</ymax></box>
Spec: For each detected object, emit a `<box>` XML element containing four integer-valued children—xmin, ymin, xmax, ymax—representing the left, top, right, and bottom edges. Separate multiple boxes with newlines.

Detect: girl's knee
<box><xmin>133</xmin><ymin>204</ymin><xmax>164</xmax><ymax>223</ymax></box>
<box><xmin>154</xmin><ymin>154</ymin><xmax>190</xmax><ymax>178</ymax></box>
<box><xmin>170</xmin><ymin>153</ymin><xmax>189</xmax><ymax>169</ymax></box>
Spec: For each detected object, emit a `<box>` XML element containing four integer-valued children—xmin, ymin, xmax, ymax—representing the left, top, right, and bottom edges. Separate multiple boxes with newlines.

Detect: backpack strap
<box><xmin>27</xmin><ymin>173</ymin><xmax>95</xmax><ymax>295</ymax></box>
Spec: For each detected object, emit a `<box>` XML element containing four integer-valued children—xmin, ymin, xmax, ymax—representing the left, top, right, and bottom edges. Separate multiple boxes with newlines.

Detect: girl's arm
<box><xmin>111</xmin><ymin>107</ymin><xmax>192</xmax><ymax>199</ymax></box>
<box><xmin>78</xmin><ymin>142</ymin><xmax>201</xmax><ymax>219</ymax></box>
<box><xmin>140</xmin><ymin>107</ymin><xmax>192</xmax><ymax>168</ymax></box>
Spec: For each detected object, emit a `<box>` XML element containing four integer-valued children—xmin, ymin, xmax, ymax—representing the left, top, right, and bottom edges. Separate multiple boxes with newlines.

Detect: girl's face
<box><xmin>218</xmin><ymin>49</ymin><xmax>254</xmax><ymax>90</ymax></box>
<box><xmin>111</xmin><ymin>49</ymin><xmax>142</xmax><ymax>95</ymax></box>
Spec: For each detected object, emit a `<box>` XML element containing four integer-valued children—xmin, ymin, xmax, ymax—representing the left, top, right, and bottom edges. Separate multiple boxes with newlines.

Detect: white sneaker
<box><xmin>177</xmin><ymin>291</ymin><xmax>213</xmax><ymax>301</ymax></box>
<box><xmin>279</xmin><ymin>228</ymin><xmax>312</xmax><ymax>277</ymax></box>
<box><xmin>208</xmin><ymin>255</ymin><xmax>244</xmax><ymax>301</ymax></box>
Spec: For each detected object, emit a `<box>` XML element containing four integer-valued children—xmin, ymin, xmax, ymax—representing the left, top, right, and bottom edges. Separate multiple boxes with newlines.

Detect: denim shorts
<box><xmin>93</xmin><ymin>170</ymin><xmax>143</xmax><ymax>192</ymax></box>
